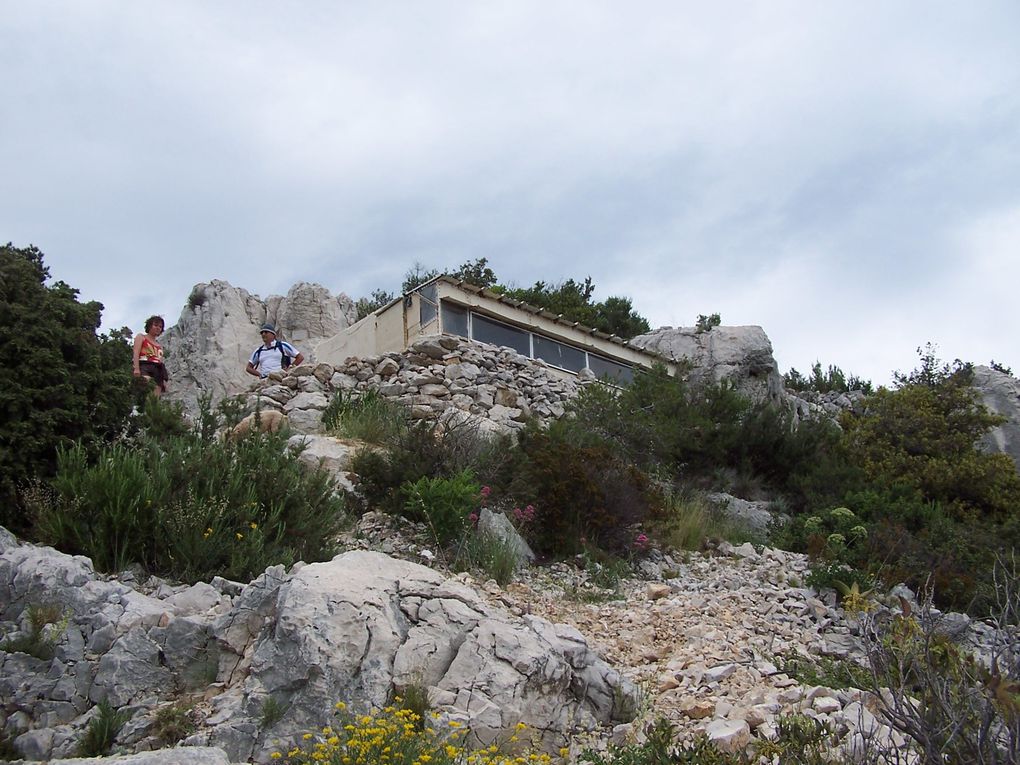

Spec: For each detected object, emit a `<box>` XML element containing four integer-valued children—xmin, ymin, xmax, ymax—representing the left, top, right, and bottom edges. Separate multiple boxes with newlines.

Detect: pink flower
<box><xmin>480</xmin><ymin>486</ymin><xmax>492</xmax><ymax>498</ymax></box>
<box><xmin>634</xmin><ymin>533</ymin><xmax>649</xmax><ymax>549</ymax></box>
<box><xmin>469</xmin><ymin>513</ymin><xmax>479</xmax><ymax>526</ymax></box>
<box><xmin>513</xmin><ymin>507</ymin><xmax>523</xmax><ymax>520</ymax></box>
<box><xmin>523</xmin><ymin>505</ymin><xmax>535</xmax><ymax>520</ymax></box>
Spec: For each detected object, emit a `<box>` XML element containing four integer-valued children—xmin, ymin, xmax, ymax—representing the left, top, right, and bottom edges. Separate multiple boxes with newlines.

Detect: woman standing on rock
<box><xmin>132</xmin><ymin>315</ymin><xmax>168</xmax><ymax>396</ymax></box>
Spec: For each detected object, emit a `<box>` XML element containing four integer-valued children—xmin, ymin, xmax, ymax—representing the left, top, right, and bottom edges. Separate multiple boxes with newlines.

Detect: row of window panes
<box><xmin>440</xmin><ymin>301</ymin><xmax>632</xmax><ymax>383</ymax></box>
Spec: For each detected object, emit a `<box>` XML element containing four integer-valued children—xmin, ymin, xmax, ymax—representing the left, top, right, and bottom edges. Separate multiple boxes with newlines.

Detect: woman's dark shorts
<box><xmin>139</xmin><ymin>361</ymin><xmax>168</xmax><ymax>391</ymax></box>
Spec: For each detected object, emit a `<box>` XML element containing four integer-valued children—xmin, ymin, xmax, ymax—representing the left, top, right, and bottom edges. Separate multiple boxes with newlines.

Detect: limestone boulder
<box><xmin>195</xmin><ymin>551</ymin><xmax>638</xmax><ymax>760</ymax></box>
<box><xmin>163</xmin><ymin>280</ymin><xmax>355</xmax><ymax>414</ymax></box>
<box><xmin>972</xmin><ymin>364</ymin><xmax>1020</xmax><ymax>473</ymax></box>
<box><xmin>630</xmin><ymin>325</ymin><xmax>784</xmax><ymax>404</ymax></box>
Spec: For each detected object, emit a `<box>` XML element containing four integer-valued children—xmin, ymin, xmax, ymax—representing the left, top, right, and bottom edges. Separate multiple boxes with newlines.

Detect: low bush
<box><xmin>648</xmin><ymin>487</ymin><xmax>760</xmax><ymax>552</ymax></box>
<box><xmin>581</xmin><ymin>715</ymin><xmax>844</xmax><ymax>765</ymax></box>
<box><xmin>322</xmin><ymin>389</ymin><xmax>409</xmax><ymax>444</ymax></box>
<box><xmin>451</xmin><ymin>529</ymin><xmax>520</xmax><ymax>586</ymax></box>
<box><xmin>351</xmin><ymin>417</ymin><xmax>511</xmax><ymax>514</ymax></box>
<box><xmin>857</xmin><ymin>559</ymin><xmax>1020</xmax><ymax>764</ymax></box>
<box><xmin>275</xmin><ymin>701</ymin><xmax>549</xmax><ymax>765</ymax></box>
<box><xmin>151</xmin><ymin>703</ymin><xmax>195</xmax><ymax>745</ymax></box>
<box><xmin>34</xmin><ymin>415</ymin><xmax>347</xmax><ymax>582</ymax></box>
<box><xmin>0</xmin><ymin>602</ymin><xmax>68</xmax><ymax>661</ymax></box>
<box><xmin>503</xmin><ymin>424</ymin><xmax>658</xmax><ymax>557</ymax></box>
<box><xmin>400</xmin><ymin>470</ymin><xmax>479</xmax><ymax>547</ymax></box>
<box><xmin>78</xmin><ymin>700</ymin><xmax>129</xmax><ymax>757</ymax></box>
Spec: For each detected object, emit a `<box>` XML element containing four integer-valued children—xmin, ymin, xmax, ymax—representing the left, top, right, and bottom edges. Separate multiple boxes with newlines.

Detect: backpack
<box><xmin>253</xmin><ymin>341</ymin><xmax>293</xmax><ymax>369</ymax></box>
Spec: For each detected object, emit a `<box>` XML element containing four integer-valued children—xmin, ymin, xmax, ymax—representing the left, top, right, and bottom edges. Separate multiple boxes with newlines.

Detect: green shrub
<box><xmin>452</xmin><ymin>529</ymin><xmax>519</xmax><ymax>586</ymax></box>
<box><xmin>582</xmin><ymin>715</ymin><xmax>847</xmax><ymax>765</ymax></box>
<box><xmin>0</xmin><ymin>244</ymin><xmax>134</xmax><ymax>531</ymax></box>
<box><xmin>784</xmin><ymin>361</ymin><xmax>873</xmax><ymax>394</ymax></box>
<box><xmin>0</xmin><ymin>602</ymin><xmax>68</xmax><ymax>661</ymax></box>
<box><xmin>322</xmin><ymin>389</ymin><xmax>409</xmax><ymax>443</ymax></box>
<box><xmin>504</xmin><ymin>424</ymin><xmax>657</xmax><ymax>557</ymax></box>
<box><xmin>776</xmin><ymin>653</ymin><xmax>872</xmax><ymax>691</ymax></box>
<box><xmin>841</xmin><ymin>348</ymin><xmax>1020</xmax><ymax>520</ymax></box>
<box><xmin>857</xmin><ymin>562</ymin><xmax>1020</xmax><ymax>764</ymax></box>
<box><xmin>35</xmin><ymin>427</ymin><xmax>347</xmax><ymax>583</ymax></box>
<box><xmin>260</xmin><ymin>696</ymin><xmax>286</xmax><ymax>729</ymax></box>
<box><xmin>649</xmin><ymin>487</ymin><xmax>760</xmax><ymax>551</ymax></box>
<box><xmin>351</xmin><ymin>418</ymin><xmax>510</xmax><ymax>514</ymax></box>
<box><xmin>400</xmin><ymin>470</ymin><xmax>479</xmax><ymax>547</ymax></box>
<box><xmin>695</xmin><ymin>312</ymin><xmax>721</xmax><ymax>332</ymax></box>
<box><xmin>151</xmin><ymin>703</ymin><xmax>195</xmax><ymax>744</ymax></box>
<box><xmin>78</xmin><ymin>700</ymin><xmax>129</xmax><ymax>757</ymax></box>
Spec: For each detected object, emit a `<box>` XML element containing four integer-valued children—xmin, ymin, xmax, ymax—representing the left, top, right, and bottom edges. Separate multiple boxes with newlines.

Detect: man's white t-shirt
<box><xmin>249</xmin><ymin>340</ymin><xmax>298</xmax><ymax>377</ymax></box>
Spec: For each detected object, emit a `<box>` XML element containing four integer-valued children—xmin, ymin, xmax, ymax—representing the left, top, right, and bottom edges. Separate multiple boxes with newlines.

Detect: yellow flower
<box><xmin>270</xmin><ymin>754</ymin><xmax>282</xmax><ymax>760</ymax></box>
<box><xmin>250</xmin><ymin>521</ymin><xmax>258</xmax><ymax>529</ymax></box>
<box><xmin>236</xmin><ymin>532</ymin><xmax>244</xmax><ymax>540</ymax></box>
<box><xmin>335</xmin><ymin>701</ymin><xmax>347</xmax><ymax>710</ymax></box>
<box><xmin>515</xmin><ymin>722</ymin><xmax>527</xmax><ymax>731</ymax></box>
<box><xmin>559</xmin><ymin>748</ymin><xmax>569</xmax><ymax>758</ymax></box>
<box><xmin>303</xmin><ymin>733</ymin><xmax>314</xmax><ymax>740</ymax></box>
<box><xmin>448</xmin><ymin>720</ymin><xmax>462</xmax><ymax>728</ymax></box>
<box><xmin>203</xmin><ymin>528</ymin><xmax>213</xmax><ymax>539</ymax></box>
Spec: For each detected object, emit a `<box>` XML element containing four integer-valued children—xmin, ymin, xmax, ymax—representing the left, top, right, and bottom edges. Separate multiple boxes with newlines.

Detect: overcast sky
<box><xmin>3</xmin><ymin>2</ymin><xmax>1018</xmax><ymax>386</ymax></box>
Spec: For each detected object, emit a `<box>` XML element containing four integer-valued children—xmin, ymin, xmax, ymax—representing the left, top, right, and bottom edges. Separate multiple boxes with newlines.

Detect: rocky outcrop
<box><xmin>972</xmin><ymin>364</ymin><xmax>1020</xmax><ymax>472</ymax></box>
<box><xmin>630</xmin><ymin>326</ymin><xmax>785</xmax><ymax>405</ymax></box>
<box><xmin>0</xmin><ymin>531</ymin><xmax>635</xmax><ymax>763</ymax></box>
<box><xmin>162</xmin><ymin>281</ymin><xmax>356</xmax><ymax>413</ymax></box>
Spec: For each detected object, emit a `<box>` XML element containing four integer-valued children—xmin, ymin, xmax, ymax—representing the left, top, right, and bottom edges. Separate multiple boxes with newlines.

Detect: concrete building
<box><xmin>316</xmin><ymin>275</ymin><xmax>675</xmax><ymax>382</ymax></box>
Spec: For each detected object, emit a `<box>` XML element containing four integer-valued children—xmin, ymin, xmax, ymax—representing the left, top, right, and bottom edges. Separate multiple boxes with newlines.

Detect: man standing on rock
<box><xmin>246</xmin><ymin>323</ymin><xmax>305</xmax><ymax>378</ymax></box>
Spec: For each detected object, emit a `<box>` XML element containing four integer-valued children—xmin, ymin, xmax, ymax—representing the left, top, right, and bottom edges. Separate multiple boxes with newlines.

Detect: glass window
<box><xmin>472</xmin><ymin>314</ymin><xmax>530</xmax><ymax>355</ymax></box>
<box><xmin>419</xmin><ymin>284</ymin><xmax>437</xmax><ymax>327</ymax></box>
<box><xmin>441</xmin><ymin>301</ymin><xmax>468</xmax><ymax>338</ymax></box>
<box><xmin>534</xmin><ymin>335</ymin><xmax>586</xmax><ymax>372</ymax></box>
<box><xmin>587</xmin><ymin>354</ymin><xmax>634</xmax><ymax>384</ymax></box>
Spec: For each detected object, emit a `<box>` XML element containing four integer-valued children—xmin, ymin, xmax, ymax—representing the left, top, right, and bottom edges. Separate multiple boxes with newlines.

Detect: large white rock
<box><xmin>197</xmin><ymin>551</ymin><xmax>638</xmax><ymax>759</ymax></box>
<box><xmin>972</xmin><ymin>364</ymin><xmax>1020</xmax><ymax>473</ymax></box>
<box><xmin>163</xmin><ymin>280</ymin><xmax>355</xmax><ymax>413</ymax></box>
<box><xmin>630</xmin><ymin>325</ymin><xmax>784</xmax><ymax>404</ymax></box>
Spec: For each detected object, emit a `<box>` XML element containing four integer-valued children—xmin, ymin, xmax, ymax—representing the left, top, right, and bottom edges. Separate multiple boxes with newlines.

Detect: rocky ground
<box><xmin>342</xmin><ymin>512</ymin><xmax>903</xmax><ymax>757</ymax></box>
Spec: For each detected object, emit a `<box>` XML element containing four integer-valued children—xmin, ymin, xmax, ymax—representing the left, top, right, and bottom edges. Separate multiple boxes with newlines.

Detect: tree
<box><xmin>400</xmin><ymin>262</ymin><xmax>440</xmax><ymax>294</ymax></box>
<box><xmin>0</xmin><ymin>243</ymin><xmax>134</xmax><ymax>529</ymax></box>
<box><xmin>503</xmin><ymin>277</ymin><xmax>651</xmax><ymax>339</ymax></box>
<box><xmin>354</xmin><ymin>289</ymin><xmax>394</xmax><ymax>321</ymax></box>
<box><xmin>448</xmin><ymin>257</ymin><xmax>498</xmax><ymax>289</ymax></box>
<box><xmin>841</xmin><ymin>346</ymin><xmax>1020</xmax><ymax>519</ymax></box>
<box><xmin>784</xmin><ymin>361</ymin><xmax>873</xmax><ymax>394</ymax></box>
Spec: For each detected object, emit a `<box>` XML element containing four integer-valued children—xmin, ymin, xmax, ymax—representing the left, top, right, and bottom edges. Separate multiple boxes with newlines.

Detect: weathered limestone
<box><xmin>0</xmin><ymin>535</ymin><xmax>636</xmax><ymax>763</ymax></box>
<box><xmin>630</xmin><ymin>325</ymin><xmax>785</xmax><ymax>404</ymax></box>
<box><xmin>973</xmin><ymin>364</ymin><xmax>1020</xmax><ymax>473</ymax></box>
<box><xmin>162</xmin><ymin>280</ymin><xmax>356</xmax><ymax>414</ymax></box>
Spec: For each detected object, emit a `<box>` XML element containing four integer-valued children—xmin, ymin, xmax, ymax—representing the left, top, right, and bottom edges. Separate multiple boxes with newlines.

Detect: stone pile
<box><xmin>785</xmin><ymin>388</ymin><xmax>868</xmax><ymax>424</ymax></box>
<box><xmin>490</xmin><ymin>541</ymin><xmax>1013</xmax><ymax>761</ymax></box>
<box><xmin>240</xmin><ymin>334</ymin><xmax>587</xmax><ymax>436</ymax></box>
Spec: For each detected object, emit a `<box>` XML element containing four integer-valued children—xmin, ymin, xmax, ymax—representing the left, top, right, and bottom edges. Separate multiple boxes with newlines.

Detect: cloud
<box><xmin>1</xmin><ymin>1</ymin><xmax>1017</xmax><ymax>382</ymax></box>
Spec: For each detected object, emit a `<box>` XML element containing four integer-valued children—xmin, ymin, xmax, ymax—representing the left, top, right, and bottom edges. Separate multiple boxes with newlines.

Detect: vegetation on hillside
<box><xmin>3</xmin><ymin>247</ymin><xmax>1019</xmax><ymax>762</ymax></box>
<box><xmin>0</xmin><ymin>243</ymin><xmax>136</xmax><ymax>531</ymax></box>
<box><xmin>784</xmin><ymin>360</ymin><xmax>873</xmax><ymax>394</ymax></box>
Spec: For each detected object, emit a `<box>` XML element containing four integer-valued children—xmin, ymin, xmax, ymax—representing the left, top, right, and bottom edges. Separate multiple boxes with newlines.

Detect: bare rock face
<box><xmin>162</xmin><ymin>280</ymin><xmax>356</xmax><ymax>413</ymax></box>
<box><xmin>972</xmin><ymin>365</ymin><xmax>1020</xmax><ymax>473</ymax></box>
<box><xmin>0</xmin><ymin>536</ymin><xmax>636</xmax><ymax>763</ymax></box>
<box><xmin>630</xmin><ymin>325</ymin><xmax>785</xmax><ymax>404</ymax></box>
